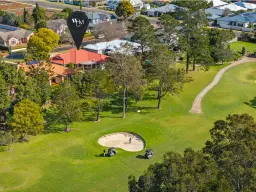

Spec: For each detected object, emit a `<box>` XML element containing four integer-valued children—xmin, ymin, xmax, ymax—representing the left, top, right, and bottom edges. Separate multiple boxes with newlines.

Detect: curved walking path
<box><xmin>190</xmin><ymin>57</ymin><xmax>256</xmax><ymax>114</ymax></box>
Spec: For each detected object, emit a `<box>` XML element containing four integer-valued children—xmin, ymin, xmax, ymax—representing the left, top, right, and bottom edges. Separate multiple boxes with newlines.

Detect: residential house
<box><xmin>19</xmin><ymin>62</ymin><xmax>75</xmax><ymax>85</ymax></box>
<box><xmin>217</xmin><ymin>3</ymin><xmax>248</xmax><ymax>12</ymax></box>
<box><xmin>86</xmin><ymin>12</ymin><xmax>117</xmax><ymax>29</ymax></box>
<box><xmin>146</xmin><ymin>4</ymin><xmax>181</xmax><ymax>17</ymax></box>
<box><xmin>108</xmin><ymin>0</ymin><xmax>143</xmax><ymax>10</ymax></box>
<box><xmin>234</xmin><ymin>1</ymin><xmax>256</xmax><ymax>11</ymax></box>
<box><xmin>50</xmin><ymin>48</ymin><xmax>108</xmax><ymax>70</ymax></box>
<box><xmin>206</xmin><ymin>0</ymin><xmax>227</xmax><ymax>7</ymax></box>
<box><xmin>47</xmin><ymin>19</ymin><xmax>67</xmax><ymax>36</ymax></box>
<box><xmin>216</xmin><ymin>12</ymin><xmax>256</xmax><ymax>31</ymax></box>
<box><xmin>0</xmin><ymin>24</ymin><xmax>33</xmax><ymax>47</ymax></box>
<box><xmin>84</xmin><ymin>39</ymin><xmax>141</xmax><ymax>54</ymax></box>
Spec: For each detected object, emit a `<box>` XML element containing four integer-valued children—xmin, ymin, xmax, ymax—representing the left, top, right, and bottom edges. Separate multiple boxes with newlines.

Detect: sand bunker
<box><xmin>98</xmin><ymin>132</ymin><xmax>145</xmax><ymax>152</ymax></box>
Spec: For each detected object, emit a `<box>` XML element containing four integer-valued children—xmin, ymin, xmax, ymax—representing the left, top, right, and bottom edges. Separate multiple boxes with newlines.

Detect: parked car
<box><xmin>145</xmin><ymin>149</ymin><xmax>153</xmax><ymax>159</ymax></box>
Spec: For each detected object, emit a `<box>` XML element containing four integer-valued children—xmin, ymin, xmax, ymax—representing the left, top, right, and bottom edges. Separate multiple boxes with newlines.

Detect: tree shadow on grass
<box><xmin>244</xmin><ymin>97</ymin><xmax>256</xmax><ymax>109</ymax></box>
<box><xmin>95</xmin><ymin>153</ymin><xmax>111</xmax><ymax>158</ymax></box>
<box><xmin>136</xmin><ymin>155</ymin><xmax>146</xmax><ymax>159</ymax></box>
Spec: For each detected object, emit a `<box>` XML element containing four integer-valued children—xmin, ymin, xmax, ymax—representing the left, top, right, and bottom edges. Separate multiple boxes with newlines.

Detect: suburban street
<box><xmin>15</xmin><ymin>0</ymin><xmax>159</xmax><ymax>26</ymax></box>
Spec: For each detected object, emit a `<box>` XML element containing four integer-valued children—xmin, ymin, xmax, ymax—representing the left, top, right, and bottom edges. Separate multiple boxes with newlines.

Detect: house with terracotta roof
<box><xmin>50</xmin><ymin>48</ymin><xmax>108</xmax><ymax>70</ymax></box>
<box><xmin>19</xmin><ymin>62</ymin><xmax>75</xmax><ymax>85</ymax></box>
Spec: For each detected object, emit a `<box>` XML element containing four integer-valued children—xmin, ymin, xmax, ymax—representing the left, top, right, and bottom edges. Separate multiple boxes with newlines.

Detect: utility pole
<box><xmin>80</xmin><ymin>0</ymin><xmax>82</xmax><ymax>11</ymax></box>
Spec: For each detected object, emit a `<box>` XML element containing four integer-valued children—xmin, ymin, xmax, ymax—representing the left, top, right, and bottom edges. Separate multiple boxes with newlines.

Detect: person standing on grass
<box><xmin>103</xmin><ymin>149</ymin><xmax>106</xmax><ymax>157</ymax></box>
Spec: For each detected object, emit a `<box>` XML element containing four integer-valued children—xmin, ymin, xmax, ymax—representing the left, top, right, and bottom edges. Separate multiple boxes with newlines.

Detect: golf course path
<box><xmin>190</xmin><ymin>56</ymin><xmax>256</xmax><ymax>114</ymax></box>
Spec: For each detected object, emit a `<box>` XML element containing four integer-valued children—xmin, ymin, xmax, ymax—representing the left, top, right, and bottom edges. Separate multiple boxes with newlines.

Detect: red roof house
<box><xmin>50</xmin><ymin>48</ymin><xmax>108</xmax><ymax>69</ymax></box>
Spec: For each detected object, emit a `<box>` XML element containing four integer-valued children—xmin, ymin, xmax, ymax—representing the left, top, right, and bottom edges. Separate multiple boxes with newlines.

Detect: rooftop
<box><xmin>50</xmin><ymin>48</ymin><xmax>108</xmax><ymax>65</ymax></box>
<box><xmin>217</xmin><ymin>11</ymin><xmax>256</xmax><ymax>23</ymax></box>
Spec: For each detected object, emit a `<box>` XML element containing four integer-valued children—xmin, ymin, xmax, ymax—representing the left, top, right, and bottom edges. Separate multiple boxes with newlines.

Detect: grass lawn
<box><xmin>230</xmin><ymin>41</ymin><xmax>256</xmax><ymax>53</ymax></box>
<box><xmin>1</xmin><ymin>62</ymin><xmax>256</xmax><ymax>192</ymax></box>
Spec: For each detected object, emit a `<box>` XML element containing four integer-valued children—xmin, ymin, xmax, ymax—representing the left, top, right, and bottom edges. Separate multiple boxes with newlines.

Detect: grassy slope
<box><xmin>230</xmin><ymin>41</ymin><xmax>256</xmax><ymax>53</ymax></box>
<box><xmin>1</xmin><ymin>63</ymin><xmax>256</xmax><ymax>192</ymax></box>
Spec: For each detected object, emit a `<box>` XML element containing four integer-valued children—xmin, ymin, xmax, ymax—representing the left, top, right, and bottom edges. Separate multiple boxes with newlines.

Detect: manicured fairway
<box><xmin>230</xmin><ymin>41</ymin><xmax>256</xmax><ymax>53</ymax></box>
<box><xmin>1</xmin><ymin>63</ymin><xmax>256</xmax><ymax>192</ymax></box>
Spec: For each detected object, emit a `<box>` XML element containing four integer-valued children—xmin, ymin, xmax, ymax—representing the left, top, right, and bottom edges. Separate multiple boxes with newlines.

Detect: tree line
<box><xmin>128</xmin><ymin>113</ymin><xmax>256</xmax><ymax>192</ymax></box>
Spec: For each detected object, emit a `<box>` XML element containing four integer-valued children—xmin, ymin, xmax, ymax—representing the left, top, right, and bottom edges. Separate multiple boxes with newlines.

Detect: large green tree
<box><xmin>105</xmin><ymin>50</ymin><xmax>145</xmax><ymax>118</ymax></box>
<box><xmin>2</xmin><ymin>12</ymin><xmax>21</xmax><ymax>26</ymax></box>
<box><xmin>61</xmin><ymin>7</ymin><xmax>73</xmax><ymax>16</ymax></box>
<box><xmin>207</xmin><ymin>29</ymin><xmax>235</xmax><ymax>64</ymax></box>
<box><xmin>157</xmin><ymin>14</ymin><xmax>180</xmax><ymax>48</ymax></box>
<box><xmin>148</xmin><ymin>44</ymin><xmax>185</xmax><ymax>109</ymax></box>
<box><xmin>32</xmin><ymin>3</ymin><xmax>46</xmax><ymax>26</ymax></box>
<box><xmin>54</xmin><ymin>82</ymin><xmax>82</xmax><ymax>132</ymax></box>
<box><xmin>204</xmin><ymin>114</ymin><xmax>256</xmax><ymax>191</ymax></box>
<box><xmin>0</xmin><ymin>75</ymin><xmax>10</xmax><ymax>123</ymax></box>
<box><xmin>27</xmin><ymin>28</ymin><xmax>59</xmax><ymax>61</ymax></box>
<box><xmin>128</xmin><ymin>17</ymin><xmax>156</xmax><ymax>60</ymax></box>
<box><xmin>129</xmin><ymin>113</ymin><xmax>256</xmax><ymax>192</ymax></box>
<box><xmin>178</xmin><ymin>1</ymin><xmax>208</xmax><ymax>73</ymax></box>
<box><xmin>129</xmin><ymin>148</ymin><xmax>218</xmax><ymax>192</ymax></box>
<box><xmin>115</xmin><ymin>1</ymin><xmax>135</xmax><ymax>20</ymax></box>
<box><xmin>10</xmin><ymin>99</ymin><xmax>44</xmax><ymax>141</ymax></box>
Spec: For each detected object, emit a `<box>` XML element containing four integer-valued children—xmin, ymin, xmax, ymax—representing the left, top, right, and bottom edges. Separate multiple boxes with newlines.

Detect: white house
<box><xmin>146</xmin><ymin>4</ymin><xmax>181</xmax><ymax>17</ymax></box>
<box><xmin>206</xmin><ymin>0</ymin><xmax>227</xmax><ymax>7</ymax></box>
<box><xmin>218</xmin><ymin>3</ymin><xmax>248</xmax><ymax>12</ymax></box>
<box><xmin>84</xmin><ymin>39</ymin><xmax>141</xmax><ymax>54</ymax></box>
<box><xmin>234</xmin><ymin>1</ymin><xmax>256</xmax><ymax>11</ymax></box>
<box><xmin>108</xmin><ymin>0</ymin><xmax>143</xmax><ymax>10</ymax></box>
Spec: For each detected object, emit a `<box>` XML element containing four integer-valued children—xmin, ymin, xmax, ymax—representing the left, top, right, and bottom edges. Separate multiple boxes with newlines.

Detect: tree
<box><xmin>129</xmin><ymin>113</ymin><xmax>256</xmax><ymax>192</ymax></box>
<box><xmin>105</xmin><ymin>48</ymin><xmax>145</xmax><ymax>118</ymax></box>
<box><xmin>0</xmin><ymin>75</ymin><xmax>10</xmax><ymax>123</ymax></box>
<box><xmin>27</xmin><ymin>28</ymin><xmax>59</xmax><ymax>61</ymax></box>
<box><xmin>2</xmin><ymin>12</ymin><xmax>21</xmax><ymax>26</ymax></box>
<box><xmin>0</xmin><ymin>9</ymin><xmax>4</xmax><ymax>16</ymax></box>
<box><xmin>92</xmin><ymin>22</ymin><xmax>126</xmax><ymax>41</ymax></box>
<box><xmin>190</xmin><ymin>32</ymin><xmax>213</xmax><ymax>71</ymax></box>
<box><xmin>84</xmin><ymin>69</ymin><xmax>113</xmax><ymax>121</ymax></box>
<box><xmin>60</xmin><ymin>29</ymin><xmax>74</xmax><ymax>46</ymax></box>
<box><xmin>61</xmin><ymin>7</ymin><xmax>73</xmax><ymax>16</ymax></box>
<box><xmin>204</xmin><ymin>114</ymin><xmax>256</xmax><ymax>191</ymax></box>
<box><xmin>242</xmin><ymin>46</ymin><xmax>246</xmax><ymax>55</ymax></box>
<box><xmin>22</xmin><ymin>8</ymin><xmax>33</xmax><ymax>26</ymax></box>
<box><xmin>32</xmin><ymin>3</ymin><xmax>46</xmax><ymax>26</ymax></box>
<box><xmin>207</xmin><ymin>28</ymin><xmax>235</xmax><ymax>64</ymax></box>
<box><xmin>9</xmin><ymin>99</ymin><xmax>44</xmax><ymax>141</ymax></box>
<box><xmin>148</xmin><ymin>44</ymin><xmax>185</xmax><ymax>109</ymax></box>
<box><xmin>54</xmin><ymin>82</ymin><xmax>82</xmax><ymax>132</ymax></box>
<box><xmin>178</xmin><ymin>1</ymin><xmax>209</xmax><ymax>73</ymax></box>
<box><xmin>51</xmin><ymin>12</ymin><xmax>69</xmax><ymax>20</ymax></box>
<box><xmin>157</xmin><ymin>14</ymin><xmax>179</xmax><ymax>48</ymax></box>
<box><xmin>115</xmin><ymin>1</ymin><xmax>135</xmax><ymax>20</ymax></box>
<box><xmin>35</xmin><ymin>20</ymin><xmax>47</xmax><ymax>30</ymax></box>
<box><xmin>128</xmin><ymin>16</ymin><xmax>156</xmax><ymax>60</ymax></box>
<box><xmin>128</xmin><ymin>148</ymin><xmax>218</xmax><ymax>192</ymax></box>
<box><xmin>0</xmin><ymin>131</ymin><xmax>15</xmax><ymax>152</ymax></box>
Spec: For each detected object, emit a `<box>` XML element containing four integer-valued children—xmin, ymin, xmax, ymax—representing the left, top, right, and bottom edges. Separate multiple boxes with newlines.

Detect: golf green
<box><xmin>1</xmin><ymin>63</ymin><xmax>256</xmax><ymax>192</ymax></box>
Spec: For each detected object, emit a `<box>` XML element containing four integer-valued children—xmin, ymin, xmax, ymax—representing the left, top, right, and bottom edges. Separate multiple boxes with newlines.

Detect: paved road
<box><xmin>15</xmin><ymin>0</ymin><xmax>159</xmax><ymax>25</ymax></box>
<box><xmin>16</xmin><ymin>0</ymin><xmax>115</xmax><ymax>14</ymax></box>
<box><xmin>190</xmin><ymin>57</ymin><xmax>256</xmax><ymax>114</ymax></box>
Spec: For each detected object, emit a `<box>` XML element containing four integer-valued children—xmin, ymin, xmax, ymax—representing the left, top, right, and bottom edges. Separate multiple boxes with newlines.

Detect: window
<box><xmin>11</xmin><ymin>40</ymin><xmax>16</xmax><ymax>46</ymax></box>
